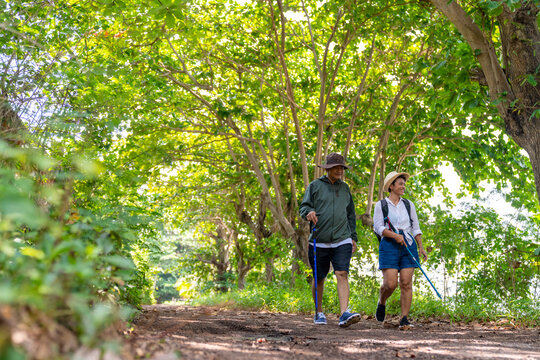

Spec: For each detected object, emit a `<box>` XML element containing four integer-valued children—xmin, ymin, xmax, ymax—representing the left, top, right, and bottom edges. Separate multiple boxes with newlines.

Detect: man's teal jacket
<box><xmin>299</xmin><ymin>175</ymin><xmax>357</xmax><ymax>244</ymax></box>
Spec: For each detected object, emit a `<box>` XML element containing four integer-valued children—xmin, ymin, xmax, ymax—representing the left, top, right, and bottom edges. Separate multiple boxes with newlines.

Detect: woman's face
<box><xmin>390</xmin><ymin>177</ymin><xmax>406</xmax><ymax>196</ymax></box>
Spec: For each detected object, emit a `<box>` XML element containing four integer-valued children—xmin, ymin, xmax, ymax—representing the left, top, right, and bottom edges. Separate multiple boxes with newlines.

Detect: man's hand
<box><xmin>306</xmin><ymin>211</ymin><xmax>318</xmax><ymax>225</ymax></box>
<box><xmin>352</xmin><ymin>241</ymin><xmax>357</xmax><ymax>253</ymax></box>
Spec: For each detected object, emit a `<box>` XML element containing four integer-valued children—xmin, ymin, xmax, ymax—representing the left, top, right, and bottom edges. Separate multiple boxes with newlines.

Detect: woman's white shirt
<box><xmin>373</xmin><ymin>197</ymin><xmax>422</xmax><ymax>245</ymax></box>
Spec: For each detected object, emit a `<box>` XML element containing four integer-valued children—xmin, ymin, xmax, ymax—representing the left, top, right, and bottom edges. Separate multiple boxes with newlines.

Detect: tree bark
<box><xmin>289</xmin><ymin>225</ymin><xmax>310</xmax><ymax>287</ymax></box>
<box><xmin>0</xmin><ymin>97</ymin><xmax>25</xmax><ymax>146</ymax></box>
<box><xmin>265</xmin><ymin>257</ymin><xmax>275</xmax><ymax>283</ymax></box>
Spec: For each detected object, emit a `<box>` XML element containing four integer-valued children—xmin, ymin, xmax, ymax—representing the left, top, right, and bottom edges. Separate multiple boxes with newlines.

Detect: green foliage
<box><xmin>424</xmin><ymin>206</ymin><xmax>539</xmax><ymax>303</ymax></box>
<box><xmin>2</xmin><ymin>2</ymin><xmax>540</xmax><ymax>358</ymax></box>
<box><xmin>0</xmin><ymin>140</ymin><xmax>159</xmax><ymax>356</ymax></box>
<box><xmin>193</xmin><ymin>281</ymin><xmax>315</xmax><ymax>313</ymax></box>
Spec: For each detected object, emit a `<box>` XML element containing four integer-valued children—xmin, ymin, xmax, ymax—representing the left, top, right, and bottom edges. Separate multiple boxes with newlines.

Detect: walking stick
<box><xmin>311</xmin><ymin>226</ymin><xmax>319</xmax><ymax>314</ymax></box>
<box><xmin>402</xmin><ymin>231</ymin><xmax>442</xmax><ymax>300</ymax></box>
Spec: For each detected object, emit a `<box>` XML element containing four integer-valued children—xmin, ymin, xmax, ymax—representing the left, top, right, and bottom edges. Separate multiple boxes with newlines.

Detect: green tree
<box><xmin>428</xmin><ymin>0</ymin><xmax>540</xmax><ymax>204</ymax></box>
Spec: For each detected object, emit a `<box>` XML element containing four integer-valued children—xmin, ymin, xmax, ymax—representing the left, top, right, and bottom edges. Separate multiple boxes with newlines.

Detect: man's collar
<box><xmin>321</xmin><ymin>174</ymin><xmax>342</xmax><ymax>184</ymax></box>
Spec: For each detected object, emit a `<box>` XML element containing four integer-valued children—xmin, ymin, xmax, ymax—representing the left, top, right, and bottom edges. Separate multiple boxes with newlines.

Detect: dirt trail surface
<box><xmin>126</xmin><ymin>304</ymin><xmax>540</xmax><ymax>359</ymax></box>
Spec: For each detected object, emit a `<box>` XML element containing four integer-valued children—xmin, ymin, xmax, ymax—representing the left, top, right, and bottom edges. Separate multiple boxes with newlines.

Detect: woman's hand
<box><xmin>419</xmin><ymin>247</ymin><xmax>428</xmax><ymax>261</ymax></box>
<box><xmin>393</xmin><ymin>233</ymin><xmax>405</xmax><ymax>246</ymax></box>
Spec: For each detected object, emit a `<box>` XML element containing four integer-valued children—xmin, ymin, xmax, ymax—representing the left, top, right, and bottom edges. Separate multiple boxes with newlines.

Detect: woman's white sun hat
<box><xmin>383</xmin><ymin>171</ymin><xmax>410</xmax><ymax>193</ymax></box>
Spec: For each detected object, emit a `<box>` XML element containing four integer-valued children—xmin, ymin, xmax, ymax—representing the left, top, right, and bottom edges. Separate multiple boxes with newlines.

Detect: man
<box><xmin>299</xmin><ymin>152</ymin><xmax>361</xmax><ymax>327</ymax></box>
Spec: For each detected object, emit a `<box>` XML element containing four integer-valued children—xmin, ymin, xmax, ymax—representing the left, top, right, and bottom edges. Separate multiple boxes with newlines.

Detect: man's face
<box><xmin>327</xmin><ymin>165</ymin><xmax>344</xmax><ymax>183</ymax></box>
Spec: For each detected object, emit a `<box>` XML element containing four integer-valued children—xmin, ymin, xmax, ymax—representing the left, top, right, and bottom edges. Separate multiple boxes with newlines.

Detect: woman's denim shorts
<box><xmin>378</xmin><ymin>235</ymin><xmax>419</xmax><ymax>270</ymax></box>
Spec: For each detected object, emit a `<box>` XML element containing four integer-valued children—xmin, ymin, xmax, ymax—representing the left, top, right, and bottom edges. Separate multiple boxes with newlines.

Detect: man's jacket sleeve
<box><xmin>299</xmin><ymin>183</ymin><xmax>314</xmax><ymax>220</ymax></box>
<box><xmin>347</xmin><ymin>189</ymin><xmax>357</xmax><ymax>242</ymax></box>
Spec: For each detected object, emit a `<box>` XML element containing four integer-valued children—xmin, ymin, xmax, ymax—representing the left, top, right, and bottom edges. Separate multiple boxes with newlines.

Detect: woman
<box><xmin>373</xmin><ymin>171</ymin><xmax>428</xmax><ymax>330</ymax></box>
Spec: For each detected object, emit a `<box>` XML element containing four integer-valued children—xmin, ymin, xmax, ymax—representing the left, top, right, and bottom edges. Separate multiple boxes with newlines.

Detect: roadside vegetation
<box><xmin>1</xmin><ymin>0</ymin><xmax>539</xmax><ymax>358</ymax></box>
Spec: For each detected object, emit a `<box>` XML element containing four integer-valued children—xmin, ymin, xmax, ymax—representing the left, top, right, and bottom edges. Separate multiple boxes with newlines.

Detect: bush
<box><xmin>0</xmin><ymin>141</ymin><xmax>154</xmax><ymax>357</ymax></box>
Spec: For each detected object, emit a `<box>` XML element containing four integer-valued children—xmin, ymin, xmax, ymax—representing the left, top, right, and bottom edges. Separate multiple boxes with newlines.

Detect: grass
<box><xmin>187</xmin><ymin>279</ymin><xmax>540</xmax><ymax>327</ymax></box>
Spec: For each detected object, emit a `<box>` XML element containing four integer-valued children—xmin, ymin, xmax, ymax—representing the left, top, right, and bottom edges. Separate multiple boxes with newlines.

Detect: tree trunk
<box><xmin>237</xmin><ymin>262</ymin><xmax>249</xmax><ymax>290</ymax></box>
<box><xmin>0</xmin><ymin>97</ymin><xmax>25</xmax><ymax>146</ymax></box>
<box><xmin>202</xmin><ymin>221</ymin><xmax>233</xmax><ymax>292</ymax></box>
<box><xmin>429</xmin><ymin>0</ymin><xmax>540</xmax><ymax>203</ymax></box>
<box><xmin>235</xmin><ymin>247</ymin><xmax>251</xmax><ymax>290</ymax></box>
<box><xmin>265</xmin><ymin>257</ymin><xmax>275</xmax><ymax>283</ymax></box>
<box><xmin>499</xmin><ymin>4</ymin><xmax>540</xmax><ymax>203</ymax></box>
<box><xmin>289</xmin><ymin>224</ymin><xmax>310</xmax><ymax>287</ymax></box>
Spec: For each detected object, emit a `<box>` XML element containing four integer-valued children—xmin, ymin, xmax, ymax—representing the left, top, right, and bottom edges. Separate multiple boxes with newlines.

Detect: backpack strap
<box><xmin>381</xmin><ymin>199</ymin><xmax>388</xmax><ymax>226</ymax></box>
<box><xmin>380</xmin><ymin>199</ymin><xmax>397</xmax><ymax>233</ymax></box>
<box><xmin>382</xmin><ymin>198</ymin><xmax>413</xmax><ymax>233</ymax></box>
<box><xmin>402</xmin><ymin>198</ymin><xmax>413</xmax><ymax>228</ymax></box>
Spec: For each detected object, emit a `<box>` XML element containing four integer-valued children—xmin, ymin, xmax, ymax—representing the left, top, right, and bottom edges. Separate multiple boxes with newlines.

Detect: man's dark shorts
<box><xmin>309</xmin><ymin>243</ymin><xmax>352</xmax><ymax>281</ymax></box>
<box><xmin>378</xmin><ymin>236</ymin><xmax>419</xmax><ymax>270</ymax></box>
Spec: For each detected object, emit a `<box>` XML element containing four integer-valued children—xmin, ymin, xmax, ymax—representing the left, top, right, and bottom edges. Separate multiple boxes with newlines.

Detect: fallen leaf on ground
<box><xmin>396</xmin><ymin>349</ymin><xmax>416</xmax><ymax>358</ymax></box>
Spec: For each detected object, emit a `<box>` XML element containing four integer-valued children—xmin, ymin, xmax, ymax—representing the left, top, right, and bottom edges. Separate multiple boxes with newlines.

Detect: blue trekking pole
<box><xmin>403</xmin><ymin>232</ymin><xmax>442</xmax><ymax>300</ymax></box>
<box><xmin>312</xmin><ymin>226</ymin><xmax>319</xmax><ymax>314</ymax></box>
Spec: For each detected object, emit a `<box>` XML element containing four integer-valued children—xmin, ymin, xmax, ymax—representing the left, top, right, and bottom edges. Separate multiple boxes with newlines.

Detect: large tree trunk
<box><xmin>499</xmin><ymin>4</ymin><xmax>540</xmax><ymax>203</ymax></box>
<box><xmin>429</xmin><ymin>0</ymin><xmax>540</xmax><ymax>203</ymax></box>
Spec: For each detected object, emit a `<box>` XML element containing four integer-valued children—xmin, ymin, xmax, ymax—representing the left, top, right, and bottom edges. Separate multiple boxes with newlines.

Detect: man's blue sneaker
<box><xmin>314</xmin><ymin>312</ymin><xmax>327</xmax><ymax>325</ymax></box>
<box><xmin>338</xmin><ymin>310</ymin><xmax>361</xmax><ymax>328</ymax></box>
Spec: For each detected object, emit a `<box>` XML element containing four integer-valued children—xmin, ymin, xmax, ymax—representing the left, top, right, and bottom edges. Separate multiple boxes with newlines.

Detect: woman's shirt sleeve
<box><xmin>373</xmin><ymin>200</ymin><xmax>386</xmax><ymax>237</ymax></box>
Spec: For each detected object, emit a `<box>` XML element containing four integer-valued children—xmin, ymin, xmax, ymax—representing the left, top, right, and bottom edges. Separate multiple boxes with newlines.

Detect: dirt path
<box><xmin>126</xmin><ymin>304</ymin><xmax>540</xmax><ymax>359</ymax></box>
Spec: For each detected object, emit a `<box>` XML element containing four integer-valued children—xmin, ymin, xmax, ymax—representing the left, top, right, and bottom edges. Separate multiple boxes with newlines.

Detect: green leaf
<box><xmin>463</xmin><ymin>98</ymin><xmax>479</xmax><ymax>110</ymax></box>
<box><xmin>0</xmin><ymin>283</ymin><xmax>17</xmax><ymax>303</ymax></box>
<box><xmin>103</xmin><ymin>255</ymin><xmax>136</xmax><ymax>269</ymax></box>
<box><xmin>0</xmin><ymin>196</ymin><xmax>46</xmax><ymax>228</ymax></box>
<box><xmin>522</xmin><ymin>74</ymin><xmax>538</xmax><ymax>87</ymax></box>
<box><xmin>51</xmin><ymin>241</ymin><xmax>82</xmax><ymax>259</ymax></box>
<box><xmin>166</xmin><ymin>13</ymin><xmax>176</xmax><ymax>28</ymax></box>
<box><xmin>530</xmin><ymin>109</ymin><xmax>540</xmax><ymax>120</ymax></box>
<box><xmin>20</xmin><ymin>246</ymin><xmax>45</xmax><ymax>260</ymax></box>
<box><xmin>432</xmin><ymin>60</ymin><xmax>447</xmax><ymax>71</ymax></box>
<box><xmin>447</xmin><ymin>91</ymin><xmax>459</xmax><ymax>106</ymax></box>
<box><xmin>73</xmin><ymin>157</ymin><xmax>104</xmax><ymax>178</ymax></box>
<box><xmin>30</xmin><ymin>153</ymin><xmax>58</xmax><ymax>170</ymax></box>
<box><xmin>485</xmin><ymin>0</ymin><xmax>503</xmax><ymax>16</ymax></box>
